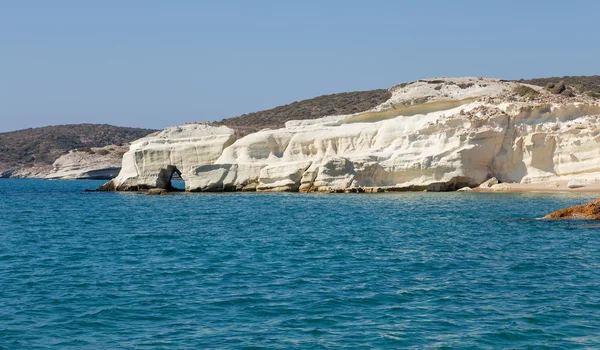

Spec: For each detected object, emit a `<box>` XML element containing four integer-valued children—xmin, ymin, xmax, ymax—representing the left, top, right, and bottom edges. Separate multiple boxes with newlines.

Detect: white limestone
<box><xmin>108</xmin><ymin>124</ymin><xmax>236</xmax><ymax>190</ymax></box>
<box><xmin>101</xmin><ymin>78</ymin><xmax>600</xmax><ymax>192</ymax></box>
<box><xmin>478</xmin><ymin>177</ymin><xmax>499</xmax><ymax>188</ymax></box>
<box><xmin>45</xmin><ymin>145</ymin><xmax>128</xmax><ymax>180</ymax></box>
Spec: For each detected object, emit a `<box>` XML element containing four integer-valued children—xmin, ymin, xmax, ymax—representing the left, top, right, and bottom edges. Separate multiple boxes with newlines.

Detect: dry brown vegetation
<box><xmin>513</xmin><ymin>85</ymin><xmax>540</xmax><ymax>99</ymax></box>
<box><xmin>213</xmin><ymin>89</ymin><xmax>391</xmax><ymax>134</ymax></box>
<box><xmin>519</xmin><ymin>75</ymin><xmax>600</xmax><ymax>98</ymax></box>
<box><xmin>0</xmin><ymin>124</ymin><xmax>156</xmax><ymax>172</ymax></box>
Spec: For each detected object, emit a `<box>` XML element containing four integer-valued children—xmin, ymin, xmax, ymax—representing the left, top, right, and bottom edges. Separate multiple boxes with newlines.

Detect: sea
<box><xmin>1</xmin><ymin>179</ymin><xmax>600</xmax><ymax>349</ymax></box>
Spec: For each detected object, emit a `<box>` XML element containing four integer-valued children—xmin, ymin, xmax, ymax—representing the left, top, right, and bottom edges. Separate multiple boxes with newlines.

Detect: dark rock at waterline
<box><xmin>95</xmin><ymin>181</ymin><xmax>117</xmax><ymax>191</ymax></box>
<box><xmin>146</xmin><ymin>188</ymin><xmax>170</xmax><ymax>195</ymax></box>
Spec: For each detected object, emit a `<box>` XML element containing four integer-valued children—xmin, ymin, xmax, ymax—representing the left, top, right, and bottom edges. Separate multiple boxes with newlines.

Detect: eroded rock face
<box><xmin>45</xmin><ymin>145</ymin><xmax>128</xmax><ymax>180</ymax></box>
<box><xmin>99</xmin><ymin>77</ymin><xmax>600</xmax><ymax>193</ymax></box>
<box><xmin>108</xmin><ymin>124</ymin><xmax>237</xmax><ymax>191</ymax></box>
<box><xmin>544</xmin><ymin>198</ymin><xmax>600</xmax><ymax>220</ymax></box>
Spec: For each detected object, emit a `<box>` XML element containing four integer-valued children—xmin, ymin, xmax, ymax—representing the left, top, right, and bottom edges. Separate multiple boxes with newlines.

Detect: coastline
<box><xmin>6</xmin><ymin>177</ymin><xmax>600</xmax><ymax>197</ymax></box>
<box><xmin>473</xmin><ymin>180</ymin><xmax>600</xmax><ymax>194</ymax></box>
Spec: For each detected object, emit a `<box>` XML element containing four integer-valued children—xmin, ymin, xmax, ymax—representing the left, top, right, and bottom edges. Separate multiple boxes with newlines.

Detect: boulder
<box><xmin>478</xmin><ymin>177</ymin><xmax>499</xmax><ymax>188</ymax></box>
<box><xmin>490</xmin><ymin>183</ymin><xmax>512</xmax><ymax>191</ymax></box>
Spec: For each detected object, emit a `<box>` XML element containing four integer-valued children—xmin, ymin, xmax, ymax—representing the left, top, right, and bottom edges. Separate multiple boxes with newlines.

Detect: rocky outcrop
<box><xmin>6</xmin><ymin>165</ymin><xmax>53</xmax><ymax>179</ymax></box>
<box><xmin>0</xmin><ymin>124</ymin><xmax>157</xmax><ymax>179</ymax></box>
<box><xmin>45</xmin><ymin>145</ymin><xmax>129</xmax><ymax>180</ymax></box>
<box><xmin>104</xmin><ymin>124</ymin><xmax>236</xmax><ymax>191</ymax></box>
<box><xmin>544</xmin><ymin>198</ymin><xmax>600</xmax><ymax>220</ymax></box>
<box><xmin>478</xmin><ymin>177</ymin><xmax>499</xmax><ymax>188</ymax></box>
<box><xmin>99</xmin><ymin>77</ymin><xmax>600</xmax><ymax>193</ymax></box>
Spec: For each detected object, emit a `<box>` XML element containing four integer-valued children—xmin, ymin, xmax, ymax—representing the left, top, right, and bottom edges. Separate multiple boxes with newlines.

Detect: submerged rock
<box><xmin>146</xmin><ymin>188</ymin><xmax>170</xmax><ymax>195</ymax></box>
<box><xmin>97</xmin><ymin>77</ymin><xmax>600</xmax><ymax>193</ymax></box>
<box><xmin>544</xmin><ymin>198</ymin><xmax>600</xmax><ymax>220</ymax></box>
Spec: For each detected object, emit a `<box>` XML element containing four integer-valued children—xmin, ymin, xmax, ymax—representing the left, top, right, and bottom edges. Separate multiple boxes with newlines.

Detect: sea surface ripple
<box><xmin>1</xmin><ymin>179</ymin><xmax>600</xmax><ymax>349</ymax></box>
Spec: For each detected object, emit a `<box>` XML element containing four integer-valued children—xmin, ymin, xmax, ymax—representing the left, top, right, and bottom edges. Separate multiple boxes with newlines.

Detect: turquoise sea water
<box><xmin>1</xmin><ymin>179</ymin><xmax>600</xmax><ymax>349</ymax></box>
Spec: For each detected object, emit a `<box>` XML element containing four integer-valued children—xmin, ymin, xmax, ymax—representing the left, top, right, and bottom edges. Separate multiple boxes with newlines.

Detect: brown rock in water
<box><xmin>544</xmin><ymin>198</ymin><xmax>600</xmax><ymax>220</ymax></box>
<box><xmin>146</xmin><ymin>188</ymin><xmax>170</xmax><ymax>195</ymax></box>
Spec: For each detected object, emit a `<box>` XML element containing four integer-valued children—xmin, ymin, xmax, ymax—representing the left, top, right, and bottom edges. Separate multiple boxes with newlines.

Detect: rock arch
<box><xmin>157</xmin><ymin>165</ymin><xmax>184</xmax><ymax>191</ymax></box>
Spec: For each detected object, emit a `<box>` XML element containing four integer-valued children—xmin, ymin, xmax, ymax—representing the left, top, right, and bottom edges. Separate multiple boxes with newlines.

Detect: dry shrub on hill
<box><xmin>213</xmin><ymin>89</ymin><xmax>391</xmax><ymax>134</ymax></box>
<box><xmin>0</xmin><ymin>124</ymin><xmax>156</xmax><ymax>170</ymax></box>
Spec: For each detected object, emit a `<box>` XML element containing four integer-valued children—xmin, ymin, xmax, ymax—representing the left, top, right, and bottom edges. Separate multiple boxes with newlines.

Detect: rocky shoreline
<box><xmin>95</xmin><ymin>77</ymin><xmax>600</xmax><ymax>195</ymax></box>
<box><xmin>544</xmin><ymin>198</ymin><xmax>600</xmax><ymax>220</ymax></box>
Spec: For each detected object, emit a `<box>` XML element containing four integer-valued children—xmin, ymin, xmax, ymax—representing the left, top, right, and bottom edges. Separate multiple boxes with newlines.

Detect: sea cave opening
<box><xmin>170</xmin><ymin>170</ymin><xmax>186</xmax><ymax>191</ymax></box>
<box><xmin>159</xmin><ymin>165</ymin><xmax>185</xmax><ymax>191</ymax></box>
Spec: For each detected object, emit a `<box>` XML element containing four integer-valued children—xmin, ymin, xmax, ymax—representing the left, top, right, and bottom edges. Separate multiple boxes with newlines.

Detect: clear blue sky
<box><xmin>1</xmin><ymin>1</ymin><xmax>598</xmax><ymax>132</ymax></box>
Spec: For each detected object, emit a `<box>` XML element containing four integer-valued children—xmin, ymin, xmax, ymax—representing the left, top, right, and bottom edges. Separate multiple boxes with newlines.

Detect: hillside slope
<box><xmin>520</xmin><ymin>75</ymin><xmax>600</xmax><ymax>97</ymax></box>
<box><xmin>213</xmin><ymin>89</ymin><xmax>392</xmax><ymax>134</ymax></box>
<box><xmin>0</xmin><ymin>124</ymin><xmax>157</xmax><ymax>177</ymax></box>
<box><xmin>212</xmin><ymin>77</ymin><xmax>600</xmax><ymax>136</ymax></box>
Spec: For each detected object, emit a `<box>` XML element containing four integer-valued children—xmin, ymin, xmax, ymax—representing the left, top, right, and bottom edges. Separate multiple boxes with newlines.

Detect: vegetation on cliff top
<box><xmin>513</xmin><ymin>85</ymin><xmax>540</xmax><ymax>99</ymax></box>
<box><xmin>519</xmin><ymin>75</ymin><xmax>600</xmax><ymax>98</ymax></box>
<box><xmin>0</xmin><ymin>124</ymin><xmax>156</xmax><ymax>171</ymax></box>
<box><xmin>213</xmin><ymin>89</ymin><xmax>392</xmax><ymax>134</ymax></box>
<box><xmin>214</xmin><ymin>76</ymin><xmax>600</xmax><ymax>135</ymax></box>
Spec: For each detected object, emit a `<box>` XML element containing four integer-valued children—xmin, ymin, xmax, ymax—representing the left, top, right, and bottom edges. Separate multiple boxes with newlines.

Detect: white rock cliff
<box><xmin>99</xmin><ymin>78</ymin><xmax>600</xmax><ymax>192</ymax></box>
<box><xmin>46</xmin><ymin>145</ymin><xmax>130</xmax><ymax>180</ymax></box>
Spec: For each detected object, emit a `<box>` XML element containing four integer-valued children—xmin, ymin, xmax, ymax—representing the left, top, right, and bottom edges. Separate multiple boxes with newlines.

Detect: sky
<box><xmin>1</xmin><ymin>1</ymin><xmax>599</xmax><ymax>132</ymax></box>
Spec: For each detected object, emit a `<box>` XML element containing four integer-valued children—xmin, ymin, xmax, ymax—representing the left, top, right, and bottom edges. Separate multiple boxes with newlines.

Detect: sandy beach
<box><xmin>473</xmin><ymin>180</ymin><xmax>600</xmax><ymax>193</ymax></box>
